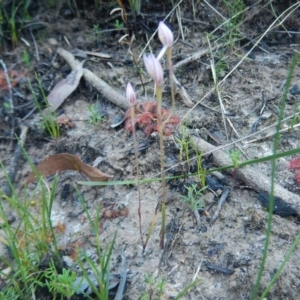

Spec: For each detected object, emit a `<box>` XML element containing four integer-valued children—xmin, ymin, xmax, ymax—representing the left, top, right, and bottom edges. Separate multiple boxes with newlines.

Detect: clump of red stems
<box><xmin>125</xmin><ymin>101</ymin><xmax>180</xmax><ymax>136</ymax></box>
<box><xmin>289</xmin><ymin>156</ymin><xmax>300</xmax><ymax>185</ymax></box>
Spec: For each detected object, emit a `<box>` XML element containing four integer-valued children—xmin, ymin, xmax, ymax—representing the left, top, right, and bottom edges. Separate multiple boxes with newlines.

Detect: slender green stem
<box><xmin>260</xmin><ymin>230</ymin><xmax>300</xmax><ymax>299</ymax></box>
<box><xmin>250</xmin><ymin>53</ymin><xmax>299</xmax><ymax>299</ymax></box>
<box><xmin>166</xmin><ymin>47</ymin><xmax>175</xmax><ymax>114</ymax></box>
<box><xmin>144</xmin><ymin>204</ymin><xmax>158</xmax><ymax>250</ymax></box>
<box><xmin>130</xmin><ymin>106</ymin><xmax>145</xmax><ymax>248</ymax></box>
<box><xmin>80</xmin><ymin>146</ymin><xmax>300</xmax><ymax>188</ymax></box>
<box><xmin>156</xmin><ymin>85</ymin><xmax>167</xmax><ymax>249</ymax></box>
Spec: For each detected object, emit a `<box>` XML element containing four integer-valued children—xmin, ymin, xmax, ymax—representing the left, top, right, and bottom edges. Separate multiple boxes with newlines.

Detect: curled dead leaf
<box><xmin>25</xmin><ymin>153</ymin><xmax>113</xmax><ymax>186</ymax></box>
<box><xmin>45</xmin><ymin>61</ymin><xmax>84</xmax><ymax>113</ymax></box>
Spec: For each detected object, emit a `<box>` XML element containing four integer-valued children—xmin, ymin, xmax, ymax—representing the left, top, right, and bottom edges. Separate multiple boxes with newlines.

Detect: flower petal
<box><xmin>126</xmin><ymin>82</ymin><xmax>136</xmax><ymax>106</ymax></box>
<box><xmin>158</xmin><ymin>21</ymin><xmax>174</xmax><ymax>48</ymax></box>
<box><xmin>143</xmin><ymin>54</ymin><xmax>163</xmax><ymax>86</ymax></box>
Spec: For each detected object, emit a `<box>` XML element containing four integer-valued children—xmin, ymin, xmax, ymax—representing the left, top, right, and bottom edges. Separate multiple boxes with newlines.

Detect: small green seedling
<box><xmin>176</xmin><ymin>124</ymin><xmax>192</xmax><ymax>165</ymax></box>
<box><xmin>222</xmin><ymin>0</ymin><xmax>245</xmax><ymax>49</ymax></box>
<box><xmin>113</xmin><ymin>19</ymin><xmax>124</xmax><ymax>29</ymax></box>
<box><xmin>44</xmin><ymin>264</ymin><xmax>78</xmax><ymax>299</ymax></box>
<box><xmin>141</xmin><ymin>273</ymin><xmax>166</xmax><ymax>300</ymax></box>
<box><xmin>191</xmin><ymin>141</ymin><xmax>206</xmax><ymax>189</ymax></box>
<box><xmin>87</xmin><ymin>101</ymin><xmax>104</xmax><ymax>124</ymax></box>
<box><xmin>3</xmin><ymin>101</ymin><xmax>12</xmax><ymax>110</ymax></box>
<box><xmin>128</xmin><ymin>0</ymin><xmax>141</xmax><ymax>16</ymax></box>
<box><xmin>29</xmin><ymin>75</ymin><xmax>60</xmax><ymax>139</ymax></box>
<box><xmin>180</xmin><ymin>184</ymin><xmax>206</xmax><ymax>211</ymax></box>
<box><xmin>228</xmin><ymin>149</ymin><xmax>241</xmax><ymax>168</ymax></box>
<box><xmin>92</xmin><ymin>24</ymin><xmax>102</xmax><ymax>39</ymax></box>
<box><xmin>287</xmin><ymin>104</ymin><xmax>300</xmax><ymax>130</ymax></box>
<box><xmin>22</xmin><ymin>49</ymin><xmax>30</xmax><ymax>66</ymax></box>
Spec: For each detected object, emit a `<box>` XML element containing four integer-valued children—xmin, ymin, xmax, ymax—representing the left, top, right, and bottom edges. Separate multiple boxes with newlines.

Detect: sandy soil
<box><xmin>1</xmin><ymin>1</ymin><xmax>300</xmax><ymax>299</ymax></box>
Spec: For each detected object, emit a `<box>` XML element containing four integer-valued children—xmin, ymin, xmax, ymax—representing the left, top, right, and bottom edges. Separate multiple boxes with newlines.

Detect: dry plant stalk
<box><xmin>126</xmin><ymin>82</ymin><xmax>145</xmax><ymax>248</ymax></box>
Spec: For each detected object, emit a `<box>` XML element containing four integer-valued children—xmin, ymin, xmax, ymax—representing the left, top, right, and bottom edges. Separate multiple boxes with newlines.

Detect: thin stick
<box><xmin>193</xmin><ymin>209</ymin><xmax>201</xmax><ymax>229</ymax></box>
<box><xmin>130</xmin><ymin>105</ymin><xmax>145</xmax><ymax>247</ymax></box>
<box><xmin>210</xmin><ymin>187</ymin><xmax>231</xmax><ymax>225</ymax></box>
<box><xmin>192</xmin><ymin>259</ymin><xmax>203</xmax><ymax>281</ymax></box>
<box><xmin>208</xmin><ymin>38</ymin><xmax>229</xmax><ymax>140</ymax></box>
<box><xmin>176</xmin><ymin>4</ymin><xmax>184</xmax><ymax>42</ymax></box>
<box><xmin>246</xmin><ymin>122</ymin><xmax>300</xmax><ymax>144</ymax></box>
<box><xmin>30</xmin><ymin>29</ymin><xmax>40</xmax><ymax>62</ymax></box>
<box><xmin>172</xmin><ymin>73</ymin><xmax>193</xmax><ymax>107</ymax></box>
<box><xmin>173</xmin><ymin>45</ymin><xmax>221</xmax><ymax>71</ymax></box>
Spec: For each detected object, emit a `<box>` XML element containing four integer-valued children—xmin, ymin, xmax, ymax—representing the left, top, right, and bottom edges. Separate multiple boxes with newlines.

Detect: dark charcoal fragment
<box><xmin>110</xmin><ymin>116</ymin><xmax>126</xmax><ymax>128</ymax></box>
<box><xmin>204</xmin><ymin>261</ymin><xmax>234</xmax><ymax>275</ymax></box>
<box><xmin>206</xmin><ymin>175</ymin><xmax>224</xmax><ymax>191</ymax></box>
<box><xmin>289</xmin><ymin>84</ymin><xmax>299</xmax><ymax>95</ymax></box>
<box><xmin>126</xmin><ymin>139</ymin><xmax>149</xmax><ymax>155</ymax></box>
<box><xmin>257</xmin><ymin>190</ymin><xmax>298</xmax><ymax>217</ymax></box>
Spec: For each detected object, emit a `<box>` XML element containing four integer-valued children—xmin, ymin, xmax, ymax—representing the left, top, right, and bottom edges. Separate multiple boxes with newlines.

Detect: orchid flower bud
<box><xmin>143</xmin><ymin>54</ymin><xmax>163</xmax><ymax>86</ymax></box>
<box><xmin>158</xmin><ymin>21</ymin><xmax>174</xmax><ymax>48</ymax></box>
<box><xmin>126</xmin><ymin>82</ymin><xmax>136</xmax><ymax>106</ymax></box>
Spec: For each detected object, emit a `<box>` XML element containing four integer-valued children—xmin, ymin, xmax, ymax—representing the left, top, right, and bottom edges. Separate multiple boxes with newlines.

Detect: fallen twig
<box><xmin>190</xmin><ymin>132</ymin><xmax>300</xmax><ymax>212</ymax></box>
<box><xmin>194</xmin><ymin>209</ymin><xmax>201</xmax><ymax>229</ymax></box>
<box><xmin>173</xmin><ymin>45</ymin><xmax>220</xmax><ymax>71</ymax></box>
<box><xmin>57</xmin><ymin>48</ymin><xmax>129</xmax><ymax>110</ymax></box>
<box><xmin>30</xmin><ymin>29</ymin><xmax>40</xmax><ymax>62</ymax></box>
<box><xmin>172</xmin><ymin>73</ymin><xmax>194</xmax><ymax>107</ymax></box>
<box><xmin>210</xmin><ymin>187</ymin><xmax>231</xmax><ymax>225</ymax></box>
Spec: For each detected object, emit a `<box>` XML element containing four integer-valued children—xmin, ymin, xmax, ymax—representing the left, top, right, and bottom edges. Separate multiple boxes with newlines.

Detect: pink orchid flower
<box><xmin>126</xmin><ymin>82</ymin><xmax>136</xmax><ymax>106</ymax></box>
<box><xmin>143</xmin><ymin>54</ymin><xmax>164</xmax><ymax>86</ymax></box>
<box><xmin>157</xmin><ymin>21</ymin><xmax>174</xmax><ymax>60</ymax></box>
<box><xmin>158</xmin><ymin>21</ymin><xmax>174</xmax><ymax>48</ymax></box>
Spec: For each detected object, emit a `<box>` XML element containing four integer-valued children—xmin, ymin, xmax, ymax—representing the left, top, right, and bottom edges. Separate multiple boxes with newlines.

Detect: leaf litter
<box><xmin>25</xmin><ymin>153</ymin><xmax>113</xmax><ymax>185</ymax></box>
<box><xmin>45</xmin><ymin>61</ymin><xmax>84</xmax><ymax>113</ymax></box>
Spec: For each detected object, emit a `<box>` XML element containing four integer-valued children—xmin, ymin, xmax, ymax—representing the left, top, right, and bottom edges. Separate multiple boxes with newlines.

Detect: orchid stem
<box><xmin>167</xmin><ymin>47</ymin><xmax>175</xmax><ymax>115</ymax></box>
<box><xmin>130</xmin><ymin>106</ymin><xmax>145</xmax><ymax>248</ymax></box>
<box><xmin>156</xmin><ymin>85</ymin><xmax>166</xmax><ymax>249</ymax></box>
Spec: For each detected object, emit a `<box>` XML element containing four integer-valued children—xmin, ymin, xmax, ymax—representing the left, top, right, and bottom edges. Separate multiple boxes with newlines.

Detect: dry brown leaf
<box><xmin>45</xmin><ymin>61</ymin><xmax>84</xmax><ymax>113</ymax></box>
<box><xmin>25</xmin><ymin>153</ymin><xmax>113</xmax><ymax>185</ymax></box>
